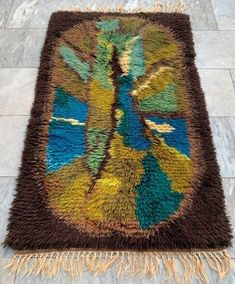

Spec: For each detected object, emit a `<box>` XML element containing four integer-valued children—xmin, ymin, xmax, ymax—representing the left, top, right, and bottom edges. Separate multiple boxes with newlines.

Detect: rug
<box><xmin>4</xmin><ymin>3</ymin><xmax>232</xmax><ymax>283</ymax></box>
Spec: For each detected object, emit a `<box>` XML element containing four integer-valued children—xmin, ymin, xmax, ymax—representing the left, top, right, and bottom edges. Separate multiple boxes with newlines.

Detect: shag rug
<box><xmin>4</xmin><ymin>3</ymin><xmax>232</xmax><ymax>283</ymax></box>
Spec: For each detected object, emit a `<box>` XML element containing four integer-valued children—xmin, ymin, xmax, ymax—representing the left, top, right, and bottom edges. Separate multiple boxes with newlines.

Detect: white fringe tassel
<box><xmin>57</xmin><ymin>1</ymin><xmax>185</xmax><ymax>14</ymax></box>
<box><xmin>5</xmin><ymin>250</ymin><xmax>232</xmax><ymax>283</ymax></box>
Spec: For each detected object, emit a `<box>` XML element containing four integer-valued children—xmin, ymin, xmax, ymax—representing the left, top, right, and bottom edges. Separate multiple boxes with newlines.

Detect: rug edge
<box><xmin>4</xmin><ymin>249</ymin><xmax>232</xmax><ymax>283</ymax></box>
<box><xmin>3</xmin><ymin>11</ymin><xmax>233</xmax><ymax>251</ymax></box>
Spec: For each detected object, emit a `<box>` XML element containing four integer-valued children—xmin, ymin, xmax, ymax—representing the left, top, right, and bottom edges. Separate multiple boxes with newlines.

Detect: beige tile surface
<box><xmin>0</xmin><ymin>0</ymin><xmax>14</xmax><ymax>28</ymax></box>
<box><xmin>194</xmin><ymin>31</ymin><xmax>235</xmax><ymax>69</ymax></box>
<box><xmin>210</xmin><ymin>117</ymin><xmax>235</xmax><ymax>178</ymax></box>
<box><xmin>125</xmin><ymin>0</ymin><xmax>218</xmax><ymax>31</ymax></box>
<box><xmin>182</xmin><ymin>0</ymin><xmax>217</xmax><ymax>31</ymax></box>
<box><xmin>5</xmin><ymin>0</ymin><xmax>217</xmax><ymax>30</ymax></box>
<box><xmin>0</xmin><ymin>116</ymin><xmax>29</xmax><ymax>176</ymax></box>
<box><xmin>0</xmin><ymin>178</ymin><xmax>15</xmax><ymax>228</ymax></box>
<box><xmin>223</xmin><ymin>178</ymin><xmax>235</xmax><ymax>255</ymax></box>
<box><xmin>211</xmin><ymin>0</ymin><xmax>235</xmax><ymax>30</ymax></box>
<box><xmin>0</xmin><ymin>68</ymin><xmax>37</xmax><ymax>115</ymax></box>
<box><xmin>0</xmin><ymin>29</ymin><xmax>46</xmax><ymax>67</ymax></box>
<box><xmin>5</xmin><ymin>0</ymin><xmax>127</xmax><ymax>28</ymax></box>
<box><xmin>0</xmin><ymin>258</ymin><xmax>15</xmax><ymax>284</ymax></box>
<box><xmin>0</xmin><ymin>177</ymin><xmax>14</xmax><ymax>258</ymax></box>
<box><xmin>199</xmin><ymin>69</ymin><xmax>235</xmax><ymax>116</ymax></box>
<box><xmin>5</xmin><ymin>0</ymin><xmax>53</xmax><ymax>28</ymax></box>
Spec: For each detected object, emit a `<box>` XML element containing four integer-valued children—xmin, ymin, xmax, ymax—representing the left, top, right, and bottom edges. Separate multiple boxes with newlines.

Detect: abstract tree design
<box><xmin>45</xmin><ymin>17</ymin><xmax>192</xmax><ymax>233</ymax></box>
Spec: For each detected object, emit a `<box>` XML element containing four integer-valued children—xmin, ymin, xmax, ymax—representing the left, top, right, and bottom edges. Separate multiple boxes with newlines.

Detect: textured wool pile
<box><xmin>4</xmin><ymin>4</ymin><xmax>232</xmax><ymax>283</ymax></box>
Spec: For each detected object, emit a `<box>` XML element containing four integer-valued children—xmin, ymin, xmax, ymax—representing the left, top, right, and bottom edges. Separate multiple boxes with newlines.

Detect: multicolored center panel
<box><xmin>45</xmin><ymin>17</ymin><xmax>194</xmax><ymax>234</ymax></box>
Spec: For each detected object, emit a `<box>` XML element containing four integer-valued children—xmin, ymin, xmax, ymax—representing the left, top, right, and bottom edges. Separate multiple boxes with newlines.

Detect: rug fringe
<box><xmin>57</xmin><ymin>1</ymin><xmax>185</xmax><ymax>14</ymax></box>
<box><xmin>5</xmin><ymin>249</ymin><xmax>232</xmax><ymax>282</ymax></box>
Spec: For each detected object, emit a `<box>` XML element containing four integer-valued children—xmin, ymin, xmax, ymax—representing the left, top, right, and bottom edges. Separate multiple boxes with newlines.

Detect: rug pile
<box><xmin>4</xmin><ymin>2</ymin><xmax>232</xmax><ymax>283</ymax></box>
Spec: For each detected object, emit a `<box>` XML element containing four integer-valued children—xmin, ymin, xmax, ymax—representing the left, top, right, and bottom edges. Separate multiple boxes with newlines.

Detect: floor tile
<box><xmin>223</xmin><ymin>178</ymin><xmax>235</xmax><ymax>257</ymax></box>
<box><xmin>182</xmin><ymin>0</ymin><xmax>217</xmax><ymax>31</ymax></box>
<box><xmin>211</xmin><ymin>0</ymin><xmax>235</xmax><ymax>30</ymax></box>
<box><xmin>0</xmin><ymin>29</ymin><xmax>46</xmax><ymax>67</ymax></box>
<box><xmin>0</xmin><ymin>258</ymin><xmax>15</xmax><ymax>284</ymax></box>
<box><xmin>0</xmin><ymin>68</ymin><xmax>37</xmax><ymax>115</ymax></box>
<box><xmin>0</xmin><ymin>178</ymin><xmax>15</xmax><ymax>228</ymax></box>
<box><xmin>210</xmin><ymin>117</ymin><xmax>235</xmax><ymax>178</ymax></box>
<box><xmin>0</xmin><ymin>177</ymin><xmax>15</xmax><ymax>258</ymax></box>
<box><xmin>14</xmin><ymin>271</ymin><xmax>63</xmax><ymax>284</ymax></box>
<box><xmin>5</xmin><ymin>0</ymin><xmax>128</xmax><ymax>28</ymax></box>
<box><xmin>230</xmin><ymin>69</ymin><xmax>235</xmax><ymax>88</ymax></box>
<box><xmin>6</xmin><ymin>0</ymin><xmax>63</xmax><ymax>28</ymax></box>
<box><xmin>5</xmin><ymin>0</ymin><xmax>217</xmax><ymax>30</ymax></box>
<box><xmin>0</xmin><ymin>0</ymin><xmax>14</xmax><ymax>28</ymax></box>
<box><xmin>58</xmin><ymin>0</ymin><xmax>128</xmax><ymax>12</ymax></box>
<box><xmin>66</xmin><ymin>0</ymin><xmax>218</xmax><ymax>32</ymax></box>
<box><xmin>125</xmin><ymin>0</ymin><xmax>217</xmax><ymax>30</ymax></box>
<box><xmin>199</xmin><ymin>69</ymin><xmax>235</xmax><ymax>116</ymax></box>
<box><xmin>0</xmin><ymin>116</ymin><xmax>29</xmax><ymax>176</ymax></box>
<box><xmin>194</xmin><ymin>31</ymin><xmax>235</xmax><ymax>68</ymax></box>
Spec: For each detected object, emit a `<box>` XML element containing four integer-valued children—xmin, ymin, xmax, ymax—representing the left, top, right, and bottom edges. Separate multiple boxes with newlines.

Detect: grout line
<box><xmin>198</xmin><ymin>68</ymin><xmax>231</xmax><ymax>70</ymax></box>
<box><xmin>193</xmin><ymin>30</ymin><xmax>235</xmax><ymax>32</ymax></box>
<box><xmin>209</xmin><ymin>115</ymin><xmax>235</xmax><ymax>118</ymax></box>
<box><xmin>0</xmin><ymin>28</ymin><xmax>47</xmax><ymax>30</ymax></box>
<box><xmin>209</xmin><ymin>0</ymin><xmax>220</xmax><ymax>30</ymax></box>
<box><xmin>0</xmin><ymin>66</ymin><xmax>39</xmax><ymax>70</ymax></box>
<box><xmin>0</xmin><ymin>115</ymin><xmax>29</xmax><ymax>117</ymax></box>
<box><xmin>0</xmin><ymin>176</ymin><xmax>17</xmax><ymax>178</ymax></box>
<box><xmin>0</xmin><ymin>67</ymin><xmax>38</xmax><ymax>69</ymax></box>
<box><xmin>229</xmin><ymin>69</ymin><xmax>235</xmax><ymax>92</ymax></box>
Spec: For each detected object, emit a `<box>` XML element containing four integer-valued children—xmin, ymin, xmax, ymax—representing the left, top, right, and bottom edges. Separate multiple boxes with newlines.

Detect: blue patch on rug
<box><xmin>46</xmin><ymin>87</ymin><xmax>88</xmax><ymax>173</ymax></box>
<box><xmin>147</xmin><ymin>116</ymin><xmax>191</xmax><ymax>157</ymax></box>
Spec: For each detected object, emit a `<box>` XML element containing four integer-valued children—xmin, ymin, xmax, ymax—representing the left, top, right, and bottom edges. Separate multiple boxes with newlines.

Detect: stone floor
<box><xmin>0</xmin><ymin>0</ymin><xmax>235</xmax><ymax>283</ymax></box>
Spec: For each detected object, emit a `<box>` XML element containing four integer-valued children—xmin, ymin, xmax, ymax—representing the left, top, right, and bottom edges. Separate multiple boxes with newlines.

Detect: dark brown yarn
<box><xmin>4</xmin><ymin>12</ymin><xmax>232</xmax><ymax>251</ymax></box>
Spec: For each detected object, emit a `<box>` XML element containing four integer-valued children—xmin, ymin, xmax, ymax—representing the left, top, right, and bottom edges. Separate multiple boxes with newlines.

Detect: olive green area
<box><xmin>87</xmin><ymin>128</ymin><xmax>110</xmax><ymax>176</ymax></box>
<box><xmin>118</xmin><ymin>17</ymin><xmax>146</xmax><ymax>34</ymax></box>
<box><xmin>141</xmin><ymin>24</ymin><xmax>178</xmax><ymax>71</ymax></box>
<box><xmin>138</xmin><ymin>84</ymin><xmax>178</xmax><ymax>112</ymax></box>
<box><xmin>92</xmin><ymin>31</ymin><xmax>114</xmax><ymax>90</ymax></box>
